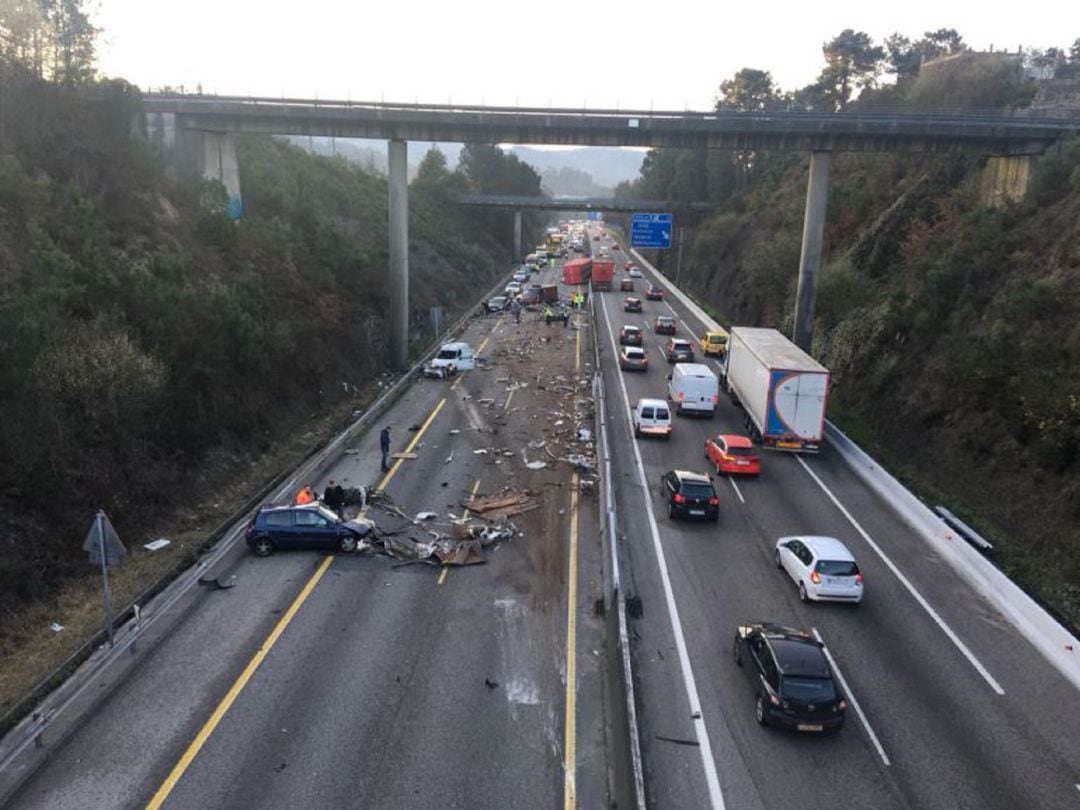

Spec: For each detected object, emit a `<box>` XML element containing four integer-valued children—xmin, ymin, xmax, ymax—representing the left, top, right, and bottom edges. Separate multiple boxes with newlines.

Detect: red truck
<box><xmin>591</xmin><ymin>258</ymin><xmax>615</xmax><ymax>291</ymax></box>
<box><xmin>562</xmin><ymin>258</ymin><xmax>592</xmax><ymax>285</ymax></box>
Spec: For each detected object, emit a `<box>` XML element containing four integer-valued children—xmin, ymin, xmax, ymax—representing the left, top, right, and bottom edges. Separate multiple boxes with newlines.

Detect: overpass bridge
<box><xmin>141</xmin><ymin>94</ymin><xmax>1080</xmax><ymax>364</ymax></box>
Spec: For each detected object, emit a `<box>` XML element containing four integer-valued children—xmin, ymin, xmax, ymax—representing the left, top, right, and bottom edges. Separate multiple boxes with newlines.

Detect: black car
<box><xmin>732</xmin><ymin>623</ymin><xmax>847</xmax><ymax>732</ymax></box>
<box><xmin>246</xmin><ymin>504</ymin><xmax>374</xmax><ymax>556</ymax></box>
<box><xmin>659</xmin><ymin>470</ymin><xmax>719</xmax><ymax>520</ymax></box>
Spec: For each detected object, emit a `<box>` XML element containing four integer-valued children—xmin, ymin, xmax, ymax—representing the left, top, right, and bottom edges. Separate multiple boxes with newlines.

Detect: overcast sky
<box><xmin>95</xmin><ymin>0</ymin><xmax>1078</xmax><ymax>111</ymax></box>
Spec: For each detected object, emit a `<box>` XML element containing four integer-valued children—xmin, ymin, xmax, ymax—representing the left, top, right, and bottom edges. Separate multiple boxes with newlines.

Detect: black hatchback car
<box><xmin>659</xmin><ymin>470</ymin><xmax>719</xmax><ymax>521</ymax></box>
<box><xmin>733</xmin><ymin>623</ymin><xmax>847</xmax><ymax>732</ymax></box>
<box><xmin>246</xmin><ymin>504</ymin><xmax>374</xmax><ymax>556</ymax></box>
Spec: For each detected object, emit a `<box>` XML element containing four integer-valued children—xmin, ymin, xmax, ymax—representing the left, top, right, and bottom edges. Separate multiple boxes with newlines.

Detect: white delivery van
<box><xmin>632</xmin><ymin>398</ymin><xmax>672</xmax><ymax>439</ymax></box>
<box><xmin>667</xmin><ymin>363</ymin><xmax>719</xmax><ymax>416</ymax></box>
<box><xmin>430</xmin><ymin>342</ymin><xmax>476</xmax><ymax>372</ymax></box>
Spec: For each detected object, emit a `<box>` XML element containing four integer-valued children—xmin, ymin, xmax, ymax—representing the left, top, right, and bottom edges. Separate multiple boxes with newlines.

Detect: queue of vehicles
<box><xmin>606</xmin><ymin>239</ymin><xmax>856</xmax><ymax>735</ymax></box>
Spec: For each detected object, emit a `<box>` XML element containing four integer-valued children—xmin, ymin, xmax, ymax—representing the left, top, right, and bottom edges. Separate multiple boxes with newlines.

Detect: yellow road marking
<box><xmin>146</xmin><ymin>555</ymin><xmax>334</xmax><ymax>809</ymax></box>
<box><xmin>439</xmin><ymin>478</ymin><xmax>481</xmax><ymax>586</ymax></box>
<box><xmin>376</xmin><ymin>397</ymin><xmax>446</xmax><ymax>492</ymax></box>
<box><xmin>463</xmin><ymin>478</ymin><xmax>481</xmax><ymax>518</ymax></box>
<box><xmin>564</xmin><ymin>471</ymin><xmax>580</xmax><ymax>810</ymax></box>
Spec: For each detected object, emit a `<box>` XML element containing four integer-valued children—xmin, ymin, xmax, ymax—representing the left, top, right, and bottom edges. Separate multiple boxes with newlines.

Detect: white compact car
<box><xmin>774</xmin><ymin>536</ymin><xmax>863</xmax><ymax>604</ymax></box>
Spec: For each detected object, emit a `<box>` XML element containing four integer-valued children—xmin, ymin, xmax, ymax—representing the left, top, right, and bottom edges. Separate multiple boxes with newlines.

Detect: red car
<box><xmin>705</xmin><ymin>434</ymin><xmax>761</xmax><ymax>475</ymax></box>
<box><xmin>624</xmin><ymin>296</ymin><xmax>643</xmax><ymax>312</ymax></box>
<box><xmin>654</xmin><ymin>315</ymin><xmax>676</xmax><ymax>335</ymax></box>
<box><xmin>645</xmin><ymin>285</ymin><xmax>664</xmax><ymax>301</ymax></box>
<box><xmin>620</xmin><ymin>278</ymin><xmax>634</xmax><ymax>291</ymax></box>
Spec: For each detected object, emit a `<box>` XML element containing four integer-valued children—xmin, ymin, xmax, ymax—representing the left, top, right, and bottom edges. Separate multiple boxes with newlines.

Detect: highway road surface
<box><xmin>592</xmin><ymin>225</ymin><xmax>1080</xmax><ymax>810</ymax></box>
<box><xmin>6</xmin><ymin>226</ymin><xmax>1080</xmax><ymax>810</ymax></box>
<box><xmin>7</xmin><ymin>259</ymin><xmax>616</xmax><ymax>810</ymax></box>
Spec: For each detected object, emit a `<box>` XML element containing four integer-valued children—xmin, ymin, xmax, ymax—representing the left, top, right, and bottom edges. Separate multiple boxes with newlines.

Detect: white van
<box><xmin>667</xmin><ymin>363</ymin><xmax>719</xmax><ymax>417</ymax></box>
<box><xmin>430</xmin><ymin>341</ymin><xmax>476</xmax><ymax>372</ymax></box>
<box><xmin>632</xmin><ymin>398</ymin><xmax>672</xmax><ymax>439</ymax></box>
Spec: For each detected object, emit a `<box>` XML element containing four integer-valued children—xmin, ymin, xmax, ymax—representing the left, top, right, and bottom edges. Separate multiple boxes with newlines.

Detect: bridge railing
<box><xmin>139</xmin><ymin>92</ymin><xmax>1080</xmax><ymax>127</ymax></box>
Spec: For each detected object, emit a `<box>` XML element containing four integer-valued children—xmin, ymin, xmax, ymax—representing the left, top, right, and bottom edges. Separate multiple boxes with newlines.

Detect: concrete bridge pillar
<box><xmin>201</xmin><ymin>132</ymin><xmax>243</xmax><ymax>219</ymax></box>
<box><xmin>145</xmin><ymin>114</ymin><xmax>242</xmax><ymax>219</ymax></box>
<box><xmin>513</xmin><ymin>209</ymin><xmax>522</xmax><ymax>262</ymax></box>
<box><xmin>388</xmin><ymin>139</ymin><xmax>410</xmax><ymax>370</ymax></box>
<box><xmin>792</xmin><ymin>150</ymin><xmax>830</xmax><ymax>354</ymax></box>
<box><xmin>979</xmin><ymin>155</ymin><xmax>1032</xmax><ymax>207</ymax></box>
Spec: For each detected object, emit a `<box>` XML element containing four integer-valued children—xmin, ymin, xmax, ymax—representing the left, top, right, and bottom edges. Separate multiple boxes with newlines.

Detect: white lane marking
<box><xmin>655</xmin><ymin>345</ymin><xmax>668</xmax><ymax>363</ymax></box>
<box><xmin>664</xmin><ymin>300</ymin><xmax>696</xmax><ymax>336</ymax></box>
<box><xmin>796</xmin><ymin>457</ymin><xmax>1006</xmax><ymax>696</ymax></box>
<box><xmin>728</xmin><ymin>477</ymin><xmax>745</xmax><ymax>505</ymax></box>
<box><xmin>811</xmin><ymin>628</ymin><xmax>891</xmax><ymax>767</ymax></box>
<box><xmin>598</xmin><ymin>293</ymin><xmax>726</xmax><ymax>810</ymax></box>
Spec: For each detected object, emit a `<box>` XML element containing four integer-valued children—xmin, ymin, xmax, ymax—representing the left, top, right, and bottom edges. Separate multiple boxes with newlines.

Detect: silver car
<box><xmin>774</xmin><ymin>536</ymin><xmax>863</xmax><ymax>604</ymax></box>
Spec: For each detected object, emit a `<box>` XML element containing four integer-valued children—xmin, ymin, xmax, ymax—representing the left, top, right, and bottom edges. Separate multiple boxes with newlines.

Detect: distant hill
<box><xmin>287</xmin><ymin>139</ymin><xmax>646</xmax><ymax>194</ymax></box>
<box><xmin>510</xmin><ymin>146</ymin><xmax>644</xmax><ymax>189</ymax></box>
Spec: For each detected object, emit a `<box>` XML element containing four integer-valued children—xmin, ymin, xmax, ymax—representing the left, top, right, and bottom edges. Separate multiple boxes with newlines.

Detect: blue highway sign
<box><xmin>630</xmin><ymin>213</ymin><xmax>673</xmax><ymax>249</ymax></box>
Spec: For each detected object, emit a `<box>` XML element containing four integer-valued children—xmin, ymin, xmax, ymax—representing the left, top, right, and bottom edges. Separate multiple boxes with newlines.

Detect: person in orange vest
<box><xmin>295</xmin><ymin>485</ymin><xmax>316</xmax><ymax>505</ymax></box>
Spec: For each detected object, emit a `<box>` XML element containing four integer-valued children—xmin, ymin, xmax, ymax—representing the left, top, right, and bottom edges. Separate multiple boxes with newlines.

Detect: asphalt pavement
<box><xmin>9</xmin><ymin>227</ymin><xmax>1080</xmax><ymax>810</ymax></box>
<box><xmin>7</xmin><ymin>258</ymin><xmax>614</xmax><ymax>810</ymax></box>
<box><xmin>592</xmin><ymin>226</ymin><xmax>1080</xmax><ymax>810</ymax></box>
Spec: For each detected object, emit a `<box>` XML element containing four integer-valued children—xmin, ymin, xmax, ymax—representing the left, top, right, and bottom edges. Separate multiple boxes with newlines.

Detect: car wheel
<box><xmin>253</xmin><ymin>538</ymin><xmax>273</xmax><ymax>557</ymax></box>
<box><xmin>798</xmin><ymin>582</ymin><xmax>809</xmax><ymax>603</ymax></box>
<box><xmin>774</xmin><ymin>550</ymin><xmax>783</xmax><ymax>569</ymax></box>
<box><xmin>339</xmin><ymin>535</ymin><xmax>358</xmax><ymax>554</ymax></box>
<box><xmin>716</xmin><ymin>461</ymin><xmax>723</xmax><ymax>476</ymax></box>
<box><xmin>733</xmin><ymin>637</ymin><xmax>742</xmax><ymax>667</ymax></box>
<box><xmin>668</xmin><ymin>502</ymin><xmax>676</xmax><ymax>519</ymax></box>
<box><xmin>755</xmin><ymin>694</ymin><xmax>769</xmax><ymax>726</ymax></box>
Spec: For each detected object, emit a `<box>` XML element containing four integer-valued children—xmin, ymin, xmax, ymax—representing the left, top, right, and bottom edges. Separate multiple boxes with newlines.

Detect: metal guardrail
<box><xmin>934</xmin><ymin>506</ymin><xmax>994</xmax><ymax>556</ymax></box>
<box><xmin>589</xmin><ymin>282</ymin><xmax>647</xmax><ymax>810</ymax></box>
<box><xmin>140</xmin><ymin>91</ymin><xmax>1080</xmax><ymax>126</ymax></box>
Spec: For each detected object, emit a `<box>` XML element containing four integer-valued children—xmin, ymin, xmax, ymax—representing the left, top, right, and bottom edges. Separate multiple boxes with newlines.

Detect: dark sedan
<box><xmin>246</xmin><ymin>504</ymin><xmax>374</xmax><ymax>556</ymax></box>
<box><xmin>659</xmin><ymin>470</ymin><xmax>719</xmax><ymax>521</ymax></box>
<box><xmin>732</xmin><ymin>623</ymin><xmax>847</xmax><ymax>732</ymax></box>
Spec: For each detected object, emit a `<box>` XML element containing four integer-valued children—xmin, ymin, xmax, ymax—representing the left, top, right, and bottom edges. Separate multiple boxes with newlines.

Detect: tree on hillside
<box><xmin>456</xmin><ymin>143</ymin><xmax>541</xmax><ymax>196</ymax></box>
<box><xmin>885</xmin><ymin>28</ymin><xmax>968</xmax><ymax>81</ymax></box>
<box><xmin>716</xmin><ymin>68</ymin><xmax>779</xmax><ymax>111</ymax></box>
<box><xmin>819</xmin><ymin>29</ymin><xmax>885</xmax><ymax>109</ymax></box>
<box><xmin>47</xmin><ymin>0</ymin><xmax>97</xmax><ymax>84</ymax></box>
<box><xmin>0</xmin><ymin>0</ymin><xmax>97</xmax><ymax>83</ymax></box>
<box><xmin>1059</xmin><ymin>37</ymin><xmax>1080</xmax><ymax>78</ymax></box>
<box><xmin>413</xmin><ymin>148</ymin><xmax>454</xmax><ymax>190</ymax></box>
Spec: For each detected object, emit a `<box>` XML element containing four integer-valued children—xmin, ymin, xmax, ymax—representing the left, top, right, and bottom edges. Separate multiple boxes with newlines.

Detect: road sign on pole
<box><xmin>630</xmin><ymin>213</ymin><xmax>673</xmax><ymax>249</ymax></box>
<box><xmin>82</xmin><ymin>510</ymin><xmax>126</xmax><ymax>648</ymax></box>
